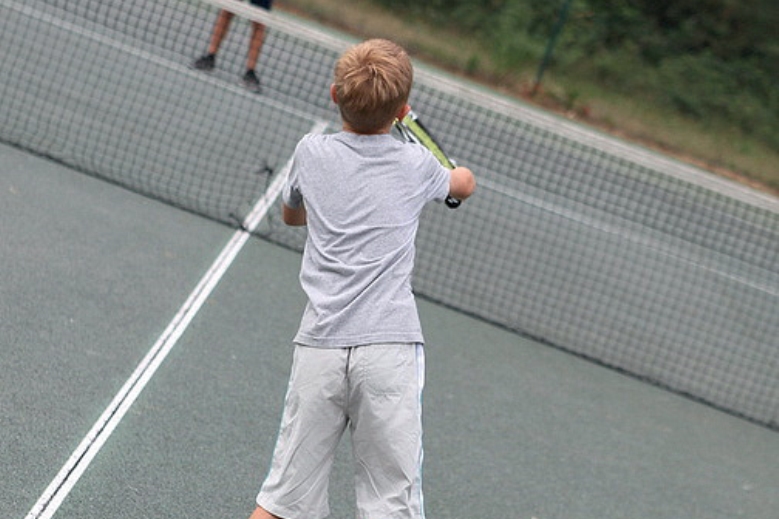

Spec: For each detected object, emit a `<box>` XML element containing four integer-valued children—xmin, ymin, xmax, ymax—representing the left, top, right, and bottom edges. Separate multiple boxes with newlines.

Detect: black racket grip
<box><xmin>445</xmin><ymin>195</ymin><xmax>461</xmax><ymax>208</ymax></box>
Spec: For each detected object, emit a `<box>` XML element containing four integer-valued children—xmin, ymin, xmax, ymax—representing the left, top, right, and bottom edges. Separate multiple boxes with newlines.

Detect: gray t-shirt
<box><xmin>283</xmin><ymin>131</ymin><xmax>450</xmax><ymax>348</ymax></box>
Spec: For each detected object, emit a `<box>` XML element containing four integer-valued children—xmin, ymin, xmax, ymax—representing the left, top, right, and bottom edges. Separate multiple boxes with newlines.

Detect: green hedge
<box><xmin>375</xmin><ymin>0</ymin><xmax>779</xmax><ymax>148</ymax></box>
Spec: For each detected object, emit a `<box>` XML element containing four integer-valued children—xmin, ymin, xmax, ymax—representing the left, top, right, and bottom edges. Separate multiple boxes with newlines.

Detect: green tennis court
<box><xmin>3</xmin><ymin>140</ymin><xmax>779</xmax><ymax>519</ymax></box>
<box><xmin>2</xmin><ymin>1</ymin><xmax>778</xmax><ymax>518</ymax></box>
<box><xmin>3</xmin><ymin>138</ymin><xmax>779</xmax><ymax>519</ymax></box>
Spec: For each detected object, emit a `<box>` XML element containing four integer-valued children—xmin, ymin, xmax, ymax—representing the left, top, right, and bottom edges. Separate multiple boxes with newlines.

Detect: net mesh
<box><xmin>2</xmin><ymin>0</ymin><xmax>778</xmax><ymax>429</ymax></box>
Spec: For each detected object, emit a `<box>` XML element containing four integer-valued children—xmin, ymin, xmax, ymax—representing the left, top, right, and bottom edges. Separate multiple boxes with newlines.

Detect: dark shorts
<box><xmin>249</xmin><ymin>0</ymin><xmax>273</xmax><ymax>9</ymax></box>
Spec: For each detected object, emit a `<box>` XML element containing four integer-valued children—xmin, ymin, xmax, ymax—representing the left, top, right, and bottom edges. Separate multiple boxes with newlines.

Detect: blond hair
<box><xmin>333</xmin><ymin>39</ymin><xmax>413</xmax><ymax>133</ymax></box>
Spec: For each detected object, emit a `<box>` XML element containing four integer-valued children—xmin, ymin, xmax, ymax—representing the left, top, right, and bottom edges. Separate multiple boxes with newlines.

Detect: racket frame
<box><xmin>395</xmin><ymin>111</ymin><xmax>461</xmax><ymax>208</ymax></box>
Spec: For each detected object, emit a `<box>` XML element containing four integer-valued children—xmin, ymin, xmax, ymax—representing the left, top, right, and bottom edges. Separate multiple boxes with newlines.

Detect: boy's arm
<box><xmin>282</xmin><ymin>202</ymin><xmax>307</xmax><ymax>226</ymax></box>
<box><xmin>449</xmin><ymin>166</ymin><xmax>476</xmax><ymax>201</ymax></box>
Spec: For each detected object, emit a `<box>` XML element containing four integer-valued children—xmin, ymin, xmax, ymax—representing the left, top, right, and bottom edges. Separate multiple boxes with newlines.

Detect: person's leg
<box><xmin>247</xmin><ymin>506</ymin><xmax>280</xmax><ymax>519</ymax></box>
<box><xmin>240</xmin><ymin>0</ymin><xmax>271</xmax><ymax>89</ymax></box>
<box><xmin>193</xmin><ymin>10</ymin><xmax>235</xmax><ymax>70</ymax></box>
<box><xmin>241</xmin><ymin>21</ymin><xmax>265</xmax><ymax>91</ymax></box>
<box><xmin>208</xmin><ymin>10</ymin><xmax>235</xmax><ymax>55</ymax></box>
<box><xmin>349</xmin><ymin>343</ymin><xmax>426</xmax><ymax>519</ymax></box>
<box><xmin>246</xmin><ymin>22</ymin><xmax>266</xmax><ymax>72</ymax></box>
<box><xmin>256</xmin><ymin>346</ymin><xmax>350</xmax><ymax>519</ymax></box>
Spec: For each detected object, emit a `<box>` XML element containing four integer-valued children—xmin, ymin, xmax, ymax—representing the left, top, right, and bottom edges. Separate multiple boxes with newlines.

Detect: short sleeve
<box><xmin>419</xmin><ymin>147</ymin><xmax>452</xmax><ymax>203</ymax></box>
<box><xmin>282</xmin><ymin>140</ymin><xmax>307</xmax><ymax>208</ymax></box>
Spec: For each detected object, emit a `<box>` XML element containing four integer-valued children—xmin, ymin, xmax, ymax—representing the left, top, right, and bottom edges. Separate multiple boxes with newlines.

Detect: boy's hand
<box><xmin>282</xmin><ymin>203</ymin><xmax>307</xmax><ymax>226</ymax></box>
<box><xmin>449</xmin><ymin>166</ymin><xmax>476</xmax><ymax>201</ymax></box>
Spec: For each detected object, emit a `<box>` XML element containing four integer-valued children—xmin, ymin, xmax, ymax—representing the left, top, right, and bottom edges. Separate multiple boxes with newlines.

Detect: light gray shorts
<box><xmin>256</xmin><ymin>343</ymin><xmax>426</xmax><ymax>519</ymax></box>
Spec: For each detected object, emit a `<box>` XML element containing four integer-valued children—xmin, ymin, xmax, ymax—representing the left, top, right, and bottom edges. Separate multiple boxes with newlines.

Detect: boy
<box><xmin>192</xmin><ymin>0</ymin><xmax>272</xmax><ymax>92</ymax></box>
<box><xmin>249</xmin><ymin>38</ymin><xmax>475</xmax><ymax>519</ymax></box>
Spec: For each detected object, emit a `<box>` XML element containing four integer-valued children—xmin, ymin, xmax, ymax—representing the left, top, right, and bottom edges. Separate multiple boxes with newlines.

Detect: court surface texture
<box><xmin>2</xmin><ymin>141</ymin><xmax>779</xmax><ymax>519</ymax></box>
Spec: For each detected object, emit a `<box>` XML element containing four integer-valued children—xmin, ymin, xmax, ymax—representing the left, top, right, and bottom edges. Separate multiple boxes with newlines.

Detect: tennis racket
<box><xmin>395</xmin><ymin>110</ymin><xmax>461</xmax><ymax>209</ymax></box>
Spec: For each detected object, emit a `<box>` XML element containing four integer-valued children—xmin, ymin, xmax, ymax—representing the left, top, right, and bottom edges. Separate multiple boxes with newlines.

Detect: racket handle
<box><xmin>445</xmin><ymin>195</ymin><xmax>461</xmax><ymax>208</ymax></box>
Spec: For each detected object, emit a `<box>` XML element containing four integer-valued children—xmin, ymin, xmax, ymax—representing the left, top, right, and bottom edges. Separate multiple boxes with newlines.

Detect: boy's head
<box><xmin>332</xmin><ymin>39</ymin><xmax>413</xmax><ymax>134</ymax></box>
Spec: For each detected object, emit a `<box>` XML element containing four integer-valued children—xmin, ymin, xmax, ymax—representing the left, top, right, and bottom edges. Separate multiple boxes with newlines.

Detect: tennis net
<box><xmin>2</xmin><ymin>0</ymin><xmax>778</xmax><ymax>429</ymax></box>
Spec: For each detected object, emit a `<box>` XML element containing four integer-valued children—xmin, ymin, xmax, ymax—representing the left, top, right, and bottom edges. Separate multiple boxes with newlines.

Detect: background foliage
<box><xmin>375</xmin><ymin>0</ymin><xmax>779</xmax><ymax>158</ymax></box>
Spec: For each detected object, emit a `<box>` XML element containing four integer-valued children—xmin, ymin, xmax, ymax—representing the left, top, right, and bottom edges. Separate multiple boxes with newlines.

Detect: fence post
<box><xmin>533</xmin><ymin>0</ymin><xmax>573</xmax><ymax>95</ymax></box>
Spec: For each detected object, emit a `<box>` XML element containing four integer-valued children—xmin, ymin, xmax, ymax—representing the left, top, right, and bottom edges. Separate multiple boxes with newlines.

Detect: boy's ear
<box><xmin>330</xmin><ymin>84</ymin><xmax>338</xmax><ymax>105</ymax></box>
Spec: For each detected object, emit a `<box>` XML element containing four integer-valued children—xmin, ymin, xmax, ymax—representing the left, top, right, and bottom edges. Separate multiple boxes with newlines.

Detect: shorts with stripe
<box><xmin>257</xmin><ymin>343</ymin><xmax>426</xmax><ymax>519</ymax></box>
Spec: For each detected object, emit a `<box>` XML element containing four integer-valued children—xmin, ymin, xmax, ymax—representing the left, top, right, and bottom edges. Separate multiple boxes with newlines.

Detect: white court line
<box><xmin>6</xmin><ymin>0</ymin><xmax>779</xmax><ymax>215</ymax></box>
<box><xmin>1</xmin><ymin>0</ymin><xmax>318</xmax><ymax>123</ymax></box>
<box><xmin>25</xmin><ymin>120</ymin><xmax>329</xmax><ymax>519</ymax></box>
<box><xmin>206</xmin><ymin>0</ymin><xmax>779</xmax><ymax>213</ymax></box>
<box><xmin>478</xmin><ymin>177</ymin><xmax>779</xmax><ymax>297</ymax></box>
